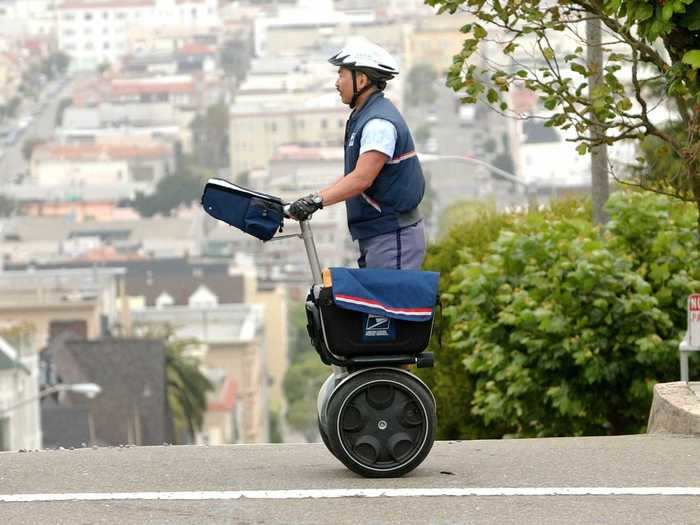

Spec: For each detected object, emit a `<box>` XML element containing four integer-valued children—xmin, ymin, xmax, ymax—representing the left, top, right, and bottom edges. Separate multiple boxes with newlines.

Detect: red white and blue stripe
<box><xmin>329</xmin><ymin>267</ymin><xmax>439</xmax><ymax>322</ymax></box>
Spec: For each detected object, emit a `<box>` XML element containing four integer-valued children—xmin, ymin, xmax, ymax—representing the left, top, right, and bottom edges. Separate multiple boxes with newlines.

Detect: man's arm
<box><xmin>319</xmin><ymin>150</ymin><xmax>388</xmax><ymax>206</ymax></box>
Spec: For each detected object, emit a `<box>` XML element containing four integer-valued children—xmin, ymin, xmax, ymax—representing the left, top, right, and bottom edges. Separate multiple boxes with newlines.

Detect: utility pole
<box><xmin>587</xmin><ymin>11</ymin><xmax>610</xmax><ymax>226</ymax></box>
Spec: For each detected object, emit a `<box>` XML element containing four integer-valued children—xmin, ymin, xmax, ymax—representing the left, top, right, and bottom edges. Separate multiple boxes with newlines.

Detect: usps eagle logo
<box><xmin>365</xmin><ymin>315</ymin><xmax>390</xmax><ymax>337</ymax></box>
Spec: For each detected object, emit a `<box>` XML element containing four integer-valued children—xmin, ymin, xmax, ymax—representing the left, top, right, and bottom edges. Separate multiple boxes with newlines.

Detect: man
<box><xmin>288</xmin><ymin>38</ymin><xmax>426</xmax><ymax>270</ymax></box>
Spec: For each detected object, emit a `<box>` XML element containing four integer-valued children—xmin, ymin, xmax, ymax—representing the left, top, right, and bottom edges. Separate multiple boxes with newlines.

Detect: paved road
<box><xmin>0</xmin><ymin>76</ymin><xmax>72</xmax><ymax>184</ymax></box>
<box><xmin>1</xmin><ymin>435</ymin><xmax>699</xmax><ymax>524</ymax></box>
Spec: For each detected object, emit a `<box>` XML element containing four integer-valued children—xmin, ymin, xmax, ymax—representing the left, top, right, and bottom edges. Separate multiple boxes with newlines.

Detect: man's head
<box><xmin>329</xmin><ymin>38</ymin><xmax>399</xmax><ymax>108</ymax></box>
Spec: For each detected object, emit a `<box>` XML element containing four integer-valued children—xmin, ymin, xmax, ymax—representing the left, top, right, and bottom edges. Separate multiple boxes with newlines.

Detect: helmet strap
<box><xmin>349</xmin><ymin>69</ymin><xmax>375</xmax><ymax>109</ymax></box>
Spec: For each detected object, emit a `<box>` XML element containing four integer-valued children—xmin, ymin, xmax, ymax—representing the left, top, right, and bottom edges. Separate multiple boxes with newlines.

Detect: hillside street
<box><xmin>1</xmin><ymin>435</ymin><xmax>699</xmax><ymax>524</ymax></box>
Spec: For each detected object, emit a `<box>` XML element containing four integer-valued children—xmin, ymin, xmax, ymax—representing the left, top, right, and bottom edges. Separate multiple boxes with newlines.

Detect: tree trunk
<box><xmin>587</xmin><ymin>15</ymin><xmax>610</xmax><ymax>226</ymax></box>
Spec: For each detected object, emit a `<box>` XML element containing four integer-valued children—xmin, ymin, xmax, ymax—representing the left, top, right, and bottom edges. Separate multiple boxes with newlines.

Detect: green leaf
<box><xmin>543</xmin><ymin>47</ymin><xmax>555</xmax><ymax>60</ymax></box>
<box><xmin>661</xmin><ymin>2</ymin><xmax>674</xmax><ymax>22</ymax></box>
<box><xmin>474</xmin><ymin>24</ymin><xmax>488</xmax><ymax>39</ymax></box>
<box><xmin>576</xmin><ymin>143</ymin><xmax>588</xmax><ymax>155</ymax></box>
<box><xmin>487</xmin><ymin>88</ymin><xmax>499</xmax><ymax>103</ymax></box>
<box><xmin>570</xmin><ymin>63</ymin><xmax>588</xmax><ymax>76</ymax></box>
<box><xmin>543</xmin><ymin>97</ymin><xmax>557</xmax><ymax>110</ymax></box>
<box><xmin>607</xmin><ymin>53</ymin><xmax>626</xmax><ymax>62</ymax></box>
<box><xmin>682</xmin><ymin>50</ymin><xmax>700</xmax><ymax>69</ymax></box>
<box><xmin>616</xmin><ymin>98</ymin><xmax>633</xmax><ymax>112</ymax></box>
<box><xmin>635</xmin><ymin>3</ymin><xmax>653</xmax><ymax>21</ymax></box>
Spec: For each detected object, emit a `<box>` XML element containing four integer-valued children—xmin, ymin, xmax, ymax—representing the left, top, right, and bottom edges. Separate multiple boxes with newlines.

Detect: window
<box><xmin>131</xmin><ymin>165</ymin><xmax>154</xmax><ymax>182</ymax></box>
<box><xmin>103</xmin><ymin>42</ymin><xmax>110</xmax><ymax>49</ymax></box>
<box><xmin>84</xmin><ymin>12</ymin><xmax>92</xmax><ymax>20</ymax></box>
<box><xmin>321</xmin><ymin>119</ymin><xmax>328</xmax><ymax>129</ymax></box>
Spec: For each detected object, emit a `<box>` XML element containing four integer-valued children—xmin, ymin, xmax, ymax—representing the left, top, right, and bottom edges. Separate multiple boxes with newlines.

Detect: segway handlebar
<box><xmin>279</xmin><ymin>203</ymin><xmax>323</xmax><ymax>286</ymax></box>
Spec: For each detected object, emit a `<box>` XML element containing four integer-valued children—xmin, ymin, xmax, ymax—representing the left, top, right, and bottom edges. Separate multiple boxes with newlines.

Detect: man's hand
<box><xmin>289</xmin><ymin>193</ymin><xmax>323</xmax><ymax>221</ymax></box>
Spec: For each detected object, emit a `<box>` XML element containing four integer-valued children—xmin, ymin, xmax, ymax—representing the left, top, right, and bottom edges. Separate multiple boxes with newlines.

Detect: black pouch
<box><xmin>201</xmin><ymin>178</ymin><xmax>283</xmax><ymax>241</ymax></box>
<box><xmin>316</xmin><ymin>287</ymin><xmax>434</xmax><ymax>357</ymax></box>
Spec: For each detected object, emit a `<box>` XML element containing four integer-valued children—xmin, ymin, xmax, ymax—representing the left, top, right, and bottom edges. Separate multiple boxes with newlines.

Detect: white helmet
<box><xmin>328</xmin><ymin>37</ymin><xmax>399</xmax><ymax>83</ymax></box>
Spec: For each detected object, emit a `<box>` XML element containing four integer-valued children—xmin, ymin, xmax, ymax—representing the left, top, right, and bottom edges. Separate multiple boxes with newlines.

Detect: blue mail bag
<box><xmin>309</xmin><ymin>268</ymin><xmax>439</xmax><ymax>357</ymax></box>
<box><xmin>201</xmin><ymin>178</ymin><xmax>284</xmax><ymax>241</ymax></box>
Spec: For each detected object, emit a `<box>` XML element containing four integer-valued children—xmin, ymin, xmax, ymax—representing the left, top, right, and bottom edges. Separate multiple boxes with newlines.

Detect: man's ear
<box><xmin>356</xmin><ymin>71</ymin><xmax>370</xmax><ymax>89</ymax></box>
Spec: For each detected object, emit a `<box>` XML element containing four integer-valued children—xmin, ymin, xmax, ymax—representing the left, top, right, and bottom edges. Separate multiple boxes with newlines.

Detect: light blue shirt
<box><xmin>359</xmin><ymin>118</ymin><xmax>397</xmax><ymax>159</ymax></box>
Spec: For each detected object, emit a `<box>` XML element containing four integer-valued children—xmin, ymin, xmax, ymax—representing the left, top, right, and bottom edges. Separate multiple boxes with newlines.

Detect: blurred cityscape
<box><xmin>0</xmin><ymin>0</ymin><xmax>619</xmax><ymax>450</ymax></box>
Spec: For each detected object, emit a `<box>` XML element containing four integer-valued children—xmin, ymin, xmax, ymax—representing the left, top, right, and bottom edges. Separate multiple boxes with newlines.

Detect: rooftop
<box><xmin>131</xmin><ymin>303</ymin><xmax>263</xmax><ymax>343</ymax></box>
<box><xmin>58</xmin><ymin>0</ymin><xmax>154</xmax><ymax>10</ymax></box>
<box><xmin>271</xmin><ymin>144</ymin><xmax>344</xmax><ymax>161</ymax></box>
<box><xmin>33</xmin><ymin>142</ymin><xmax>172</xmax><ymax>162</ymax></box>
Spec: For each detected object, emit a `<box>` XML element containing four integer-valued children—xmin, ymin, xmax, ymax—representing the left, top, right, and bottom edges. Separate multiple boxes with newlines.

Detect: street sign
<box><xmin>689</xmin><ymin>294</ymin><xmax>700</xmax><ymax>347</ymax></box>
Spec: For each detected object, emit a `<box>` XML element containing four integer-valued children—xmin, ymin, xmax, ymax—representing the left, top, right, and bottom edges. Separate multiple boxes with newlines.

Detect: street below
<box><xmin>1</xmin><ymin>434</ymin><xmax>698</xmax><ymax>524</ymax></box>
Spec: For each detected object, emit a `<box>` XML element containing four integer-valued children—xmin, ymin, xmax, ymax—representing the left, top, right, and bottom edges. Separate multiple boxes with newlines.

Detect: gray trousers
<box><xmin>357</xmin><ymin>220</ymin><xmax>426</xmax><ymax>270</ymax></box>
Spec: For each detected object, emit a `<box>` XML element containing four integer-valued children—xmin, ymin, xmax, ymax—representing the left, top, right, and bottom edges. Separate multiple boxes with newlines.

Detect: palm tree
<box><xmin>135</xmin><ymin>325</ymin><xmax>213</xmax><ymax>444</ymax></box>
<box><xmin>165</xmin><ymin>338</ymin><xmax>213</xmax><ymax>444</ymax></box>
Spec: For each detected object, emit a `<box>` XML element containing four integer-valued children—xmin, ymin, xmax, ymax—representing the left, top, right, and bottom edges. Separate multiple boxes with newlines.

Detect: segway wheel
<box><xmin>326</xmin><ymin>369</ymin><xmax>436</xmax><ymax>478</ymax></box>
<box><xmin>318</xmin><ymin>417</ymin><xmax>339</xmax><ymax>458</ymax></box>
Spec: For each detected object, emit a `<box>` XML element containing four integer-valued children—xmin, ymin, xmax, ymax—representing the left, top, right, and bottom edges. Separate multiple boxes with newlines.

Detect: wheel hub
<box><xmin>338</xmin><ymin>380</ymin><xmax>428</xmax><ymax>469</ymax></box>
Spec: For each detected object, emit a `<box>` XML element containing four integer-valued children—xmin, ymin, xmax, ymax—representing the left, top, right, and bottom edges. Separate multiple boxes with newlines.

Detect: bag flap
<box><xmin>202</xmin><ymin>178</ymin><xmax>283</xmax><ymax>205</ymax></box>
<box><xmin>329</xmin><ymin>267</ymin><xmax>439</xmax><ymax>322</ymax></box>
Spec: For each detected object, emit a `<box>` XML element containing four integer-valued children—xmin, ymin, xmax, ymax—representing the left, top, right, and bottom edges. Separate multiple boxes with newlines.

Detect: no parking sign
<box><xmin>690</xmin><ymin>294</ymin><xmax>700</xmax><ymax>347</ymax></box>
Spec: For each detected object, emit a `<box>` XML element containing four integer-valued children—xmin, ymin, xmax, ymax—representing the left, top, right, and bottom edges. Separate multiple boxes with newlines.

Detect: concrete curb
<box><xmin>647</xmin><ymin>381</ymin><xmax>700</xmax><ymax>436</ymax></box>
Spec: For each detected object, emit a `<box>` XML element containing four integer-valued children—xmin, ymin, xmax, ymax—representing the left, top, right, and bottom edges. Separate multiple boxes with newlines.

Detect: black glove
<box><xmin>289</xmin><ymin>193</ymin><xmax>323</xmax><ymax>221</ymax></box>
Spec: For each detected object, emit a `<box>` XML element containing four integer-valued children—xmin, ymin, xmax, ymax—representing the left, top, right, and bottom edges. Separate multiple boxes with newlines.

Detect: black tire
<box><xmin>326</xmin><ymin>369</ymin><xmax>436</xmax><ymax>478</ymax></box>
<box><xmin>318</xmin><ymin>417</ymin><xmax>338</xmax><ymax>458</ymax></box>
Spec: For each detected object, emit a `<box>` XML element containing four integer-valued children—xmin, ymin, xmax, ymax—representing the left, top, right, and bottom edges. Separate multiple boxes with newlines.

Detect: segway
<box><xmin>201</xmin><ymin>178</ymin><xmax>438</xmax><ymax>478</ymax></box>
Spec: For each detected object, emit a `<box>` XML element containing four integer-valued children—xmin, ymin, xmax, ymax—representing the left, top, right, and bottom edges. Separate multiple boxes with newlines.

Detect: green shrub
<box><xmin>419</xmin><ymin>192</ymin><xmax>699</xmax><ymax>439</ymax></box>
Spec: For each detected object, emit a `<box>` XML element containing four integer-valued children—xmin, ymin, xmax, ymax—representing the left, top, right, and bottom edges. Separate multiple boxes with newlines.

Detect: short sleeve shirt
<box><xmin>359</xmin><ymin>118</ymin><xmax>397</xmax><ymax>159</ymax></box>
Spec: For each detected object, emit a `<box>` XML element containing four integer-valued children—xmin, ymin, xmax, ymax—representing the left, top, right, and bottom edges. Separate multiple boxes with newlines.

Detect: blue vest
<box><xmin>344</xmin><ymin>92</ymin><xmax>425</xmax><ymax>241</ymax></box>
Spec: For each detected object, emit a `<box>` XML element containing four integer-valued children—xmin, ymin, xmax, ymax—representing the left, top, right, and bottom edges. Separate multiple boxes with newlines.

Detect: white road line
<box><xmin>2</xmin><ymin>487</ymin><xmax>700</xmax><ymax>503</ymax></box>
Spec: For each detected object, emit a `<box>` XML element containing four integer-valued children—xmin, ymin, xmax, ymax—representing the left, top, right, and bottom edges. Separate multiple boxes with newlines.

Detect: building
<box><xmin>0</xmin><ymin>0</ymin><xmax>58</xmax><ymax>39</ymax></box>
<box><xmin>29</xmin><ymin>140</ymin><xmax>175</xmax><ymax>201</ymax></box>
<box><xmin>0</xmin><ymin>267</ymin><xmax>123</xmax><ymax>347</ymax></box>
<box><xmin>58</xmin><ymin>101</ymin><xmax>191</xmax><ymax>152</ymax></box>
<box><xmin>131</xmin><ymin>303</ymin><xmax>268</xmax><ymax>444</ymax></box>
<box><xmin>21</xmin><ymin>199</ymin><xmax>140</xmax><ymax>222</ymax></box>
<box><xmin>229</xmin><ymin>95</ymin><xmax>347</xmax><ymax>179</ymax></box>
<box><xmin>4</xmin><ymin>256</ymin><xmax>290</xmax><ymax>443</ymax></box>
<box><xmin>518</xmin><ymin>120</ymin><xmax>589</xmax><ymax>187</ymax></box>
<box><xmin>56</xmin><ymin>0</ymin><xmax>220</xmax><ymax>70</ymax></box>
<box><xmin>405</xmin><ymin>11</ymin><xmax>476</xmax><ymax>73</ymax></box>
<box><xmin>42</xmin><ymin>337</ymin><xmax>172</xmax><ymax>447</ymax></box>
<box><xmin>0</xmin><ymin>336</ymin><xmax>40</xmax><ymax>451</ymax></box>
<box><xmin>0</xmin><ymin>215</ymin><xmax>204</xmax><ymax>263</ymax></box>
<box><xmin>0</xmin><ymin>50</ymin><xmax>22</xmax><ymax>106</ymax></box>
<box><xmin>253</xmin><ymin>0</ymin><xmax>405</xmax><ymax>59</ymax></box>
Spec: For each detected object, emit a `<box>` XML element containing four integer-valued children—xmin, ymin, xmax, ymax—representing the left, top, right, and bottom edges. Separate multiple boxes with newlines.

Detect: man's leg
<box><xmin>357</xmin><ymin>220</ymin><xmax>426</xmax><ymax>270</ymax></box>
